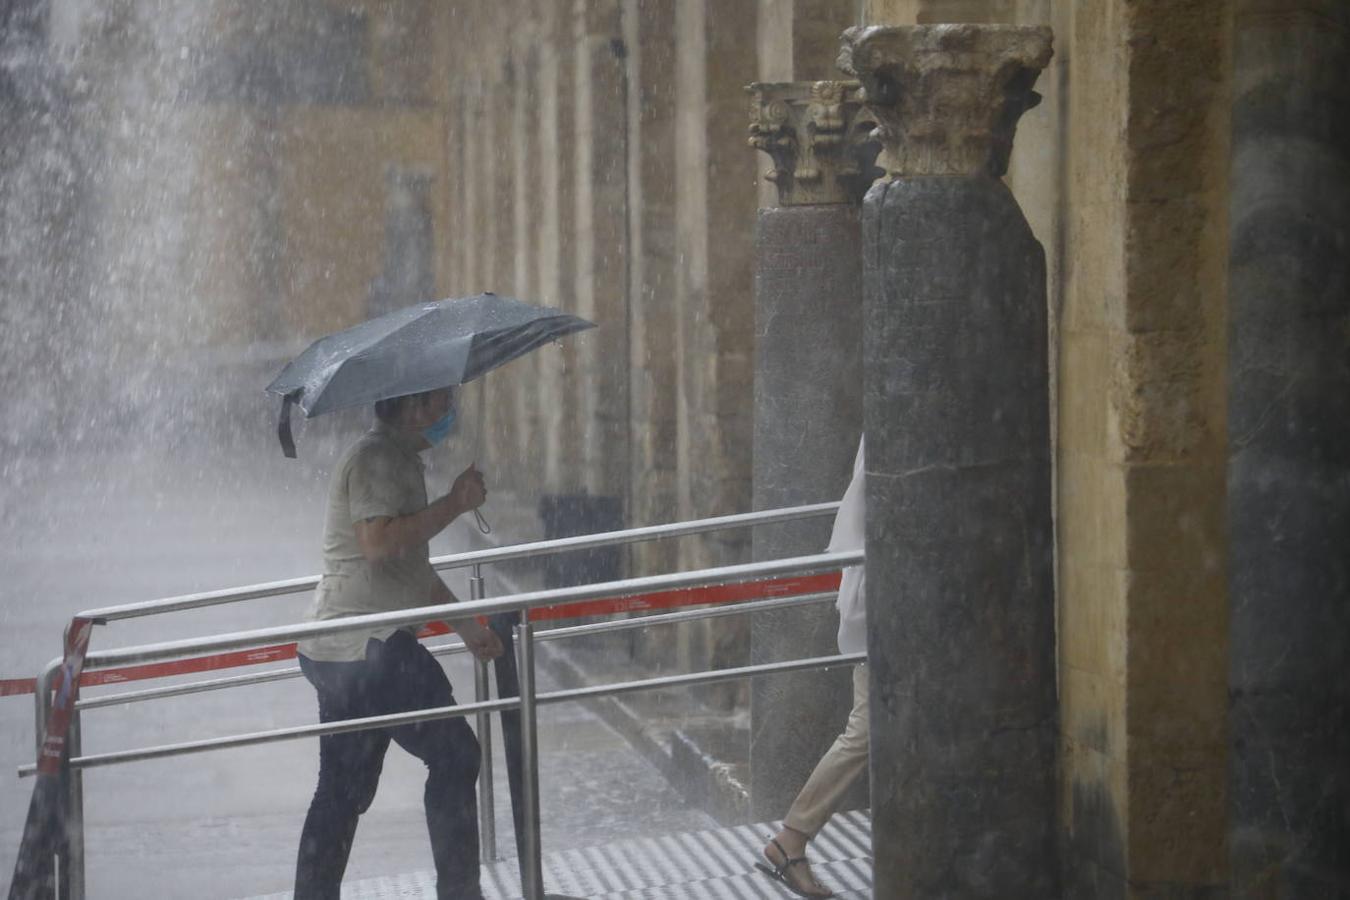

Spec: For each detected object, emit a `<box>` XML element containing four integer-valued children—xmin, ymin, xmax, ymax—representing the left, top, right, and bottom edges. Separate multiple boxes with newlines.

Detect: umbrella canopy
<box><xmin>266</xmin><ymin>293</ymin><xmax>594</xmax><ymax>456</ymax></box>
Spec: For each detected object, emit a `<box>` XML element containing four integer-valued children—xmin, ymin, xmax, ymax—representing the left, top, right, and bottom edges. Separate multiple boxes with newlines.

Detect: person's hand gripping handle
<box><xmin>450</xmin><ymin>462</ymin><xmax>491</xmax><ymax>534</ymax></box>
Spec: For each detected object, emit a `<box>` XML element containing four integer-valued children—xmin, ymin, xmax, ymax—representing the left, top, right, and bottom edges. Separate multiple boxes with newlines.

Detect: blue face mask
<box><xmin>422</xmin><ymin>408</ymin><xmax>457</xmax><ymax>446</ymax></box>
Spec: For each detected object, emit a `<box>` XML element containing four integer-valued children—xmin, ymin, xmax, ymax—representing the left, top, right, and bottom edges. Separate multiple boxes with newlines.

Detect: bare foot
<box><xmin>762</xmin><ymin>829</ymin><xmax>833</xmax><ymax>898</ymax></box>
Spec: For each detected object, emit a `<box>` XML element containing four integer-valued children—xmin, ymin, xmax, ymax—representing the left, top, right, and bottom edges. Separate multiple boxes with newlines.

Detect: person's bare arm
<box><xmin>355</xmin><ymin>464</ymin><xmax>485</xmax><ymax>562</ymax></box>
<box><xmin>427</xmin><ymin>569</ymin><xmax>504</xmax><ymax>661</ymax></box>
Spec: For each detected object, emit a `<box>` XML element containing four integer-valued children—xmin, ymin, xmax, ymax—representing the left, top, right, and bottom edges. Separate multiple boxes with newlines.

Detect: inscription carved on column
<box><xmin>747</xmin><ymin>80</ymin><xmax>879</xmax><ymax>206</ymax></box>
<box><xmin>838</xmin><ymin>24</ymin><xmax>1053</xmax><ymax>178</ymax></box>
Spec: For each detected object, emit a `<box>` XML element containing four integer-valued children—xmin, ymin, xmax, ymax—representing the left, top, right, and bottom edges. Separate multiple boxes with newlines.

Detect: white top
<box><xmin>828</xmin><ymin>437</ymin><xmax>866</xmax><ymax>655</ymax></box>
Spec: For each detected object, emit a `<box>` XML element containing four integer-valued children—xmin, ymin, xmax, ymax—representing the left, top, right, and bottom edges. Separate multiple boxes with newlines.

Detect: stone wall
<box><xmin>857</xmin><ymin>3</ymin><xmax>1345</xmax><ymax>894</ymax></box>
<box><xmin>863</xmin><ymin>2</ymin><xmax>1235</xmax><ymax>895</ymax></box>
<box><xmin>429</xmin><ymin>0</ymin><xmax>765</xmax><ymax>596</ymax></box>
<box><xmin>1071</xmin><ymin>3</ymin><xmax>1233</xmax><ymax>893</ymax></box>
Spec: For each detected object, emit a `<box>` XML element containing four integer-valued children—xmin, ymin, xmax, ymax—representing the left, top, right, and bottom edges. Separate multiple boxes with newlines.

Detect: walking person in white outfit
<box><xmin>757</xmin><ymin>437</ymin><xmax>867</xmax><ymax>898</ymax></box>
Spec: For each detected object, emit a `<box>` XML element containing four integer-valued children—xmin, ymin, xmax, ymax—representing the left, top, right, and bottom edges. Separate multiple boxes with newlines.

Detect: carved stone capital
<box><xmin>747</xmin><ymin>80</ymin><xmax>880</xmax><ymax>206</ymax></box>
<box><xmin>837</xmin><ymin>25</ymin><xmax>1053</xmax><ymax>178</ymax></box>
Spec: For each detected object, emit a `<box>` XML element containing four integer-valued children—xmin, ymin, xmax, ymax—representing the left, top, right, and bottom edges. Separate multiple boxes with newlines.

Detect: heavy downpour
<box><xmin>2</xmin><ymin>2</ymin><xmax>1346</xmax><ymax>900</ymax></box>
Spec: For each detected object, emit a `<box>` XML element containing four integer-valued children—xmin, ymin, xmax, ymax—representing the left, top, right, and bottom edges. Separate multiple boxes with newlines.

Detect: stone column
<box><xmin>510</xmin><ymin>37</ymin><xmax>543</xmax><ymax>497</ymax></box>
<box><xmin>672</xmin><ymin>0</ymin><xmax>760</xmax><ymax>693</ymax></box>
<box><xmin>1228</xmin><ymin>2</ymin><xmax>1350</xmax><ymax>894</ymax></box>
<box><xmin>532</xmin><ymin>1</ymin><xmax>584</xmax><ymax>496</ymax></box>
<box><xmin>623</xmin><ymin>0</ymin><xmax>680</xmax><ymax>577</ymax></box>
<box><xmin>747</xmin><ymin>80</ymin><xmax>875</xmax><ymax>821</ymax></box>
<box><xmin>673</xmin><ymin>0</ymin><xmax>759</xmax><ymax>572</ymax></box>
<box><xmin>573</xmin><ymin>0</ymin><xmax>630</xmax><ymax>501</ymax></box>
<box><xmin>533</xmin><ymin>3</ymin><xmax>573</xmax><ymax>493</ymax></box>
<box><xmin>841</xmin><ymin>25</ymin><xmax>1057</xmax><ymax>897</ymax></box>
<box><xmin>757</xmin><ymin>0</ymin><xmax>861</xmax><ymax>84</ymax></box>
<box><xmin>486</xmin><ymin>64</ymin><xmax>520</xmax><ymax>477</ymax></box>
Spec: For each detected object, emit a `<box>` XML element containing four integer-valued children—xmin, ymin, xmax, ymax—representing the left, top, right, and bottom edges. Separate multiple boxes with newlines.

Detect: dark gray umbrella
<box><xmin>266</xmin><ymin>292</ymin><xmax>594</xmax><ymax>457</ymax></box>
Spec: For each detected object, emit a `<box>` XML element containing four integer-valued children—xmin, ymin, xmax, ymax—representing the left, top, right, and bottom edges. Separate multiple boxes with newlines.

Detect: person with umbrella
<box><xmin>292</xmin><ymin>385</ymin><xmax>500</xmax><ymax>899</ymax></box>
<box><xmin>268</xmin><ymin>295</ymin><xmax>594</xmax><ymax>900</ymax></box>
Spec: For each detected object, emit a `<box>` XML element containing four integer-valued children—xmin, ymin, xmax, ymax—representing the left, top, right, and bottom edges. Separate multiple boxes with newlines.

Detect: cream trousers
<box><xmin>783</xmin><ymin>663</ymin><xmax>869</xmax><ymax>838</ymax></box>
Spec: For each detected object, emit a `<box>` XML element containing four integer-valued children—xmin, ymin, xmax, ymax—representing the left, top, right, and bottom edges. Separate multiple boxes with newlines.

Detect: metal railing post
<box><xmin>470</xmin><ymin>563</ymin><xmax>497</xmax><ymax>863</ymax></box>
<box><xmin>52</xmin><ymin>620</ymin><xmax>86</xmax><ymax>900</ymax></box>
<box><xmin>34</xmin><ymin>657</ymin><xmax>60</xmax><ymax>759</ymax></box>
<box><xmin>515</xmin><ymin>613</ymin><xmax>543</xmax><ymax>900</ymax></box>
<box><xmin>65</xmin><ymin>709</ymin><xmax>86</xmax><ymax>900</ymax></box>
<box><xmin>31</xmin><ymin>657</ymin><xmax>61</xmax><ymax>896</ymax></box>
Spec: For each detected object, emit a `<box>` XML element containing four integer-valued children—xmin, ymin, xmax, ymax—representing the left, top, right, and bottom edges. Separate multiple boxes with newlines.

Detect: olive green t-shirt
<box><xmin>297</xmin><ymin>422</ymin><xmax>441</xmax><ymax>662</ymax></box>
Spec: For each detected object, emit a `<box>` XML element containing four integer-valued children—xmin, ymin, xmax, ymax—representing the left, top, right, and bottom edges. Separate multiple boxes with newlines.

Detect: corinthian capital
<box><xmin>838</xmin><ymin>24</ymin><xmax>1053</xmax><ymax>178</ymax></box>
<box><xmin>747</xmin><ymin>80</ymin><xmax>880</xmax><ymax>206</ymax></box>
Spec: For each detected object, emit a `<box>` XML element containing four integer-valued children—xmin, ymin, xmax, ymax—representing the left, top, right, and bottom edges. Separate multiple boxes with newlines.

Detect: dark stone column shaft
<box><xmin>863</xmin><ymin>175</ymin><xmax>1056</xmax><ymax>897</ymax></box>
<box><xmin>750</xmin><ymin>203</ymin><xmax>864</xmax><ymax>820</ymax></box>
<box><xmin>1228</xmin><ymin>5</ymin><xmax>1350</xmax><ymax>893</ymax></box>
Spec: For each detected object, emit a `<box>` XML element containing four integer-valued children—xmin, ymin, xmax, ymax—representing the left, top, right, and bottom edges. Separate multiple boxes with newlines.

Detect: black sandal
<box><xmin>754</xmin><ymin>837</ymin><xmax>834</xmax><ymax>898</ymax></box>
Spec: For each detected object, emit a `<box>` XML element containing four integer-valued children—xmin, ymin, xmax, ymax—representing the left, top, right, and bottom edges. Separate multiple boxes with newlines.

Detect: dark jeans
<box><xmin>295</xmin><ymin>630</ymin><xmax>482</xmax><ymax>900</ymax></box>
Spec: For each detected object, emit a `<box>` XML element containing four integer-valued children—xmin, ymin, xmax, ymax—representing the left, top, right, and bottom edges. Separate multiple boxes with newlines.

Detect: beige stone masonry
<box><xmin>864</xmin><ymin>0</ymin><xmax>1021</xmax><ymax>23</ymax></box>
<box><xmin>758</xmin><ymin>0</ymin><xmax>860</xmax><ymax>81</ymax></box>
<box><xmin>747</xmin><ymin>80</ymin><xmax>876</xmax><ymax>205</ymax></box>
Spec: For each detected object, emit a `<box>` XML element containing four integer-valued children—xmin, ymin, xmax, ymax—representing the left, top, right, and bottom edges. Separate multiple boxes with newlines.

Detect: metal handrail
<box><xmin>77</xmin><ymin>502</ymin><xmax>841</xmax><ymax>622</ymax></box>
<box><xmin>28</xmin><ymin>501</ymin><xmax>856</xmax><ymax>900</ymax></box>
<box><xmin>20</xmin><ymin>652</ymin><xmax>864</xmax><ymax>777</ymax></box>
<box><xmin>74</xmin><ymin>640</ymin><xmax>469</xmax><ymax>711</ymax></box>
<box><xmin>77</xmin><ymin>551</ymin><xmax>861</xmax><ymax>670</ymax></box>
<box><xmin>75</xmin><ymin>592</ymin><xmax>838</xmax><ymax>711</ymax></box>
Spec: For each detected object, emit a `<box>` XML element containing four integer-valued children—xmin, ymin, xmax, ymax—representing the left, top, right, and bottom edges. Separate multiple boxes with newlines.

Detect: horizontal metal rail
<box><xmin>76</xmin><ymin>593</ymin><xmax>837</xmax><ymax>711</ymax></box>
<box><xmin>424</xmin><ymin>502</ymin><xmax>841</xmax><ymax>569</ymax></box>
<box><xmin>20</xmin><ymin>652</ymin><xmax>864</xmax><ymax>777</ymax></box>
<box><xmin>543</xmin><ymin>651</ymin><xmax>864</xmax><ymax>705</ymax></box>
<box><xmin>74</xmin><ymin>639</ymin><xmax>462</xmax><ymax>711</ymax></box>
<box><xmin>79</xmin><ymin>551</ymin><xmax>861</xmax><ymax>670</ymax></box>
<box><xmin>532</xmin><ymin>591</ymin><xmax>836</xmax><ymax>644</ymax></box>
<box><xmin>23</xmin><ymin>696</ymin><xmax>520</xmax><ymax>775</ymax></box>
<box><xmin>78</xmin><ymin>502</ymin><xmax>840</xmax><ymax>623</ymax></box>
<box><xmin>76</xmin><ymin>664</ymin><xmax>313</xmax><ymax>711</ymax></box>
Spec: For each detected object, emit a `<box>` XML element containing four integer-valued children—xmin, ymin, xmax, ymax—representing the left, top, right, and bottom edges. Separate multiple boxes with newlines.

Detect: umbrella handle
<box><xmin>473</xmin><ymin>508</ymin><xmax>492</xmax><ymax>535</ymax></box>
<box><xmin>277</xmin><ymin>391</ymin><xmax>301</xmax><ymax>459</ymax></box>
